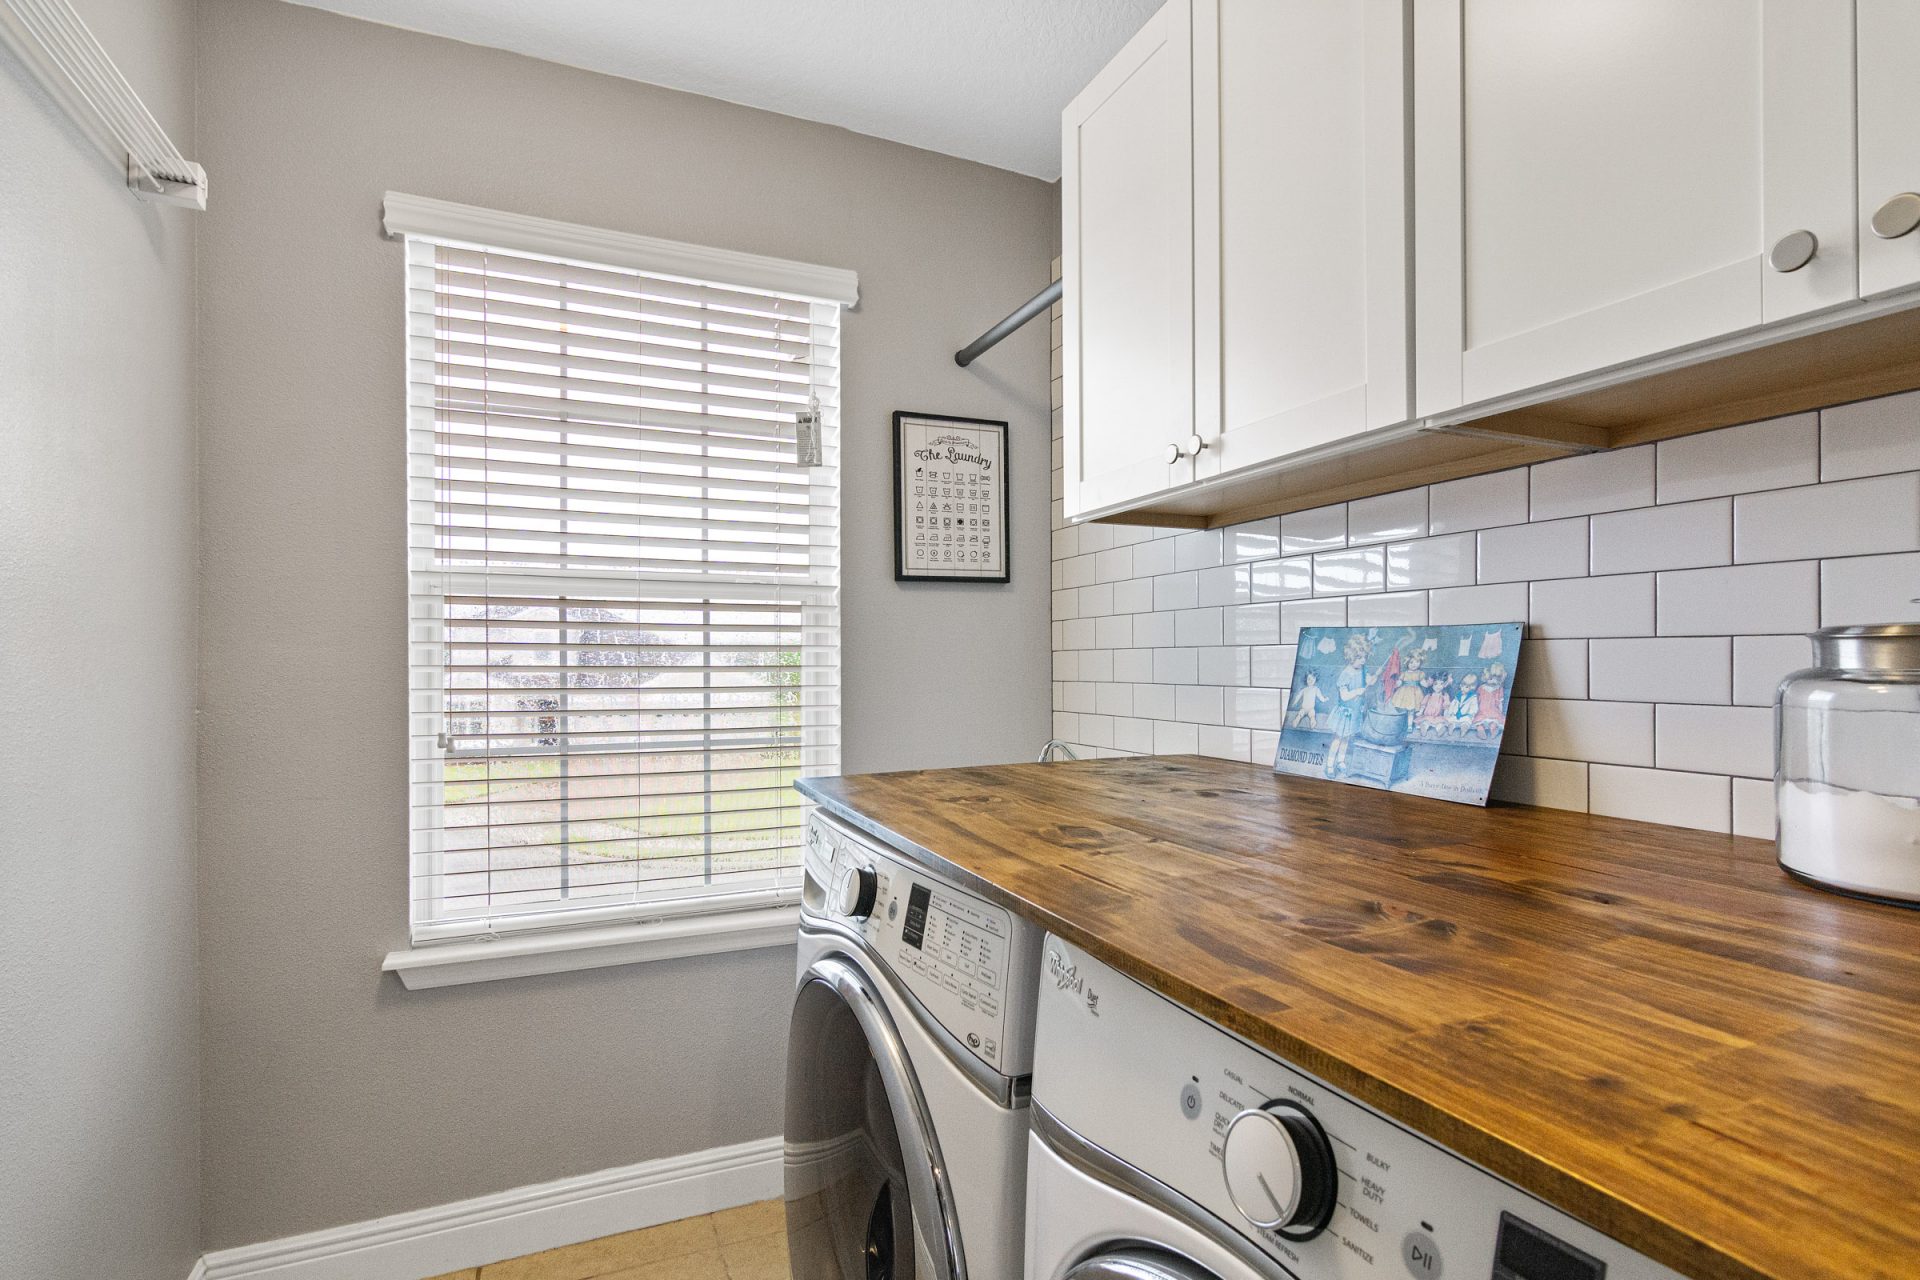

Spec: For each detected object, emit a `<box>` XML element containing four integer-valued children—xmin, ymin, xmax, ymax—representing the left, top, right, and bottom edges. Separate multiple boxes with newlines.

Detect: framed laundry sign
<box><xmin>1275</xmin><ymin>622</ymin><xmax>1524</xmax><ymax>805</ymax></box>
<box><xmin>893</xmin><ymin>411</ymin><xmax>1010</xmax><ymax>583</ymax></box>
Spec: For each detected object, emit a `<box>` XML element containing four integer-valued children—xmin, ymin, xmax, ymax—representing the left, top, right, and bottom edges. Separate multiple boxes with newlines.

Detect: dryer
<box><xmin>786</xmin><ymin>812</ymin><xmax>1041</xmax><ymax>1280</ymax></box>
<box><xmin>1028</xmin><ymin>935</ymin><xmax>1688</xmax><ymax>1280</ymax></box>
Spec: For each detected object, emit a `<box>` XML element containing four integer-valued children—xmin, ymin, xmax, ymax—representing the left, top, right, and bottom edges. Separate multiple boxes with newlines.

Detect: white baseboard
<box><xmin>186</xmin><ymin>1261</ymin><xmax>208</xmax><ymax>1280</ymax></box>
<box><xmin>195</xmin><ymin>1135</ymin><xmax>783</xmax><ymax>1280</ymax></box>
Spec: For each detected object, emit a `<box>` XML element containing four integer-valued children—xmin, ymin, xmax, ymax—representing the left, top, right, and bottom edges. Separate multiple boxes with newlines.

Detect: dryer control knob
<box><xmin>834</xmin><ymin>865</ymin><xmax>879</xmax><ymax>919</ymax></box>
<box><xmin>1220</xmin><ymin>1101</ymin><xmax>1338</xmax><ymax>1240</ymax></box>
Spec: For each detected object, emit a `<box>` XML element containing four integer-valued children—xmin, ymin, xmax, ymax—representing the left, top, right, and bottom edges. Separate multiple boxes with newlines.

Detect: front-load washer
<box><xmin>786</xmin><ymin>811</ymin><xmax>1042</xmax><ymax>1280</ymax></box>
<box><xmin>1028</xmin><ymin>935</ymin><xmax>1689</xmax><ymax>1280</ymax></box>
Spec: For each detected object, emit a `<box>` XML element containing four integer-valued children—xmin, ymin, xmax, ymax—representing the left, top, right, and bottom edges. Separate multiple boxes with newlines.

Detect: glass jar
<box><xmin>1776</xmin><ymin>625</ymin><xmax>1920</xmax><ymax>905</ymax></box>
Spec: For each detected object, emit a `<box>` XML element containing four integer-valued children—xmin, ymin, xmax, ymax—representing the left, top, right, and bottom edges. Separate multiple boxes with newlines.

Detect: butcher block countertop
<box><xmin>796</xmin><ymin>756</ymin><xmax>1920</xmax><ymax>1280</ymax></box>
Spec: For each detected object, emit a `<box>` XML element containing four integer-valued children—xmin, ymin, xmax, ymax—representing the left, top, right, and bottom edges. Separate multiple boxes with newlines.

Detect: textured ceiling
<box><xmin>277</xmin><ymin>0</ymin><xmax>1165</xmax><ymax>179</ymax></box>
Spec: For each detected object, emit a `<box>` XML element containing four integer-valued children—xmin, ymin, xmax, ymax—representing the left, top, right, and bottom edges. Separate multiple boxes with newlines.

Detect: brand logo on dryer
<box><xmin>1046</xmin><ymin>948</ymin><xmax>1101</xmax><ymax>1016</ymax></box>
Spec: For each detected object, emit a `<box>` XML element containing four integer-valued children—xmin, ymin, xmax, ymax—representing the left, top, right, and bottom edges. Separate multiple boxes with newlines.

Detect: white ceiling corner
<box><xmin>276</xmin><ymin>0</ymin><xmax>1166</xmax><ymax>180</ymax></box>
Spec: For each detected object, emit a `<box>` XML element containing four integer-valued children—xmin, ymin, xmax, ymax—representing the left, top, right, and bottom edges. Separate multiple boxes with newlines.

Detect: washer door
<box><xmin>1065</xmin><ymin>1248</ymin><xmax>1222</xmax><ymax>1280</ymax></box>
<box><xmin>785</xmin><ymin>953</ymin><xmax>965</xmax><ymax>1280</ymax></box>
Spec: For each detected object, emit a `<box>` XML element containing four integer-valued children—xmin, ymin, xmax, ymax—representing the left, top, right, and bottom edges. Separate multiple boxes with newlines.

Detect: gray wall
<box><xmin>195</xmin><ymin>0</ymin><xmax>1055</xmax><ymax>1248</ymax></box>
<box><xmin>0</xmin><ymin>0</ymin><xmax>202</xmax><ymax>1276</ymax></box>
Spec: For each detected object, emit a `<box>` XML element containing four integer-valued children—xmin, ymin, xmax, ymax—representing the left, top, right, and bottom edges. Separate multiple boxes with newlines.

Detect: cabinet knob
<box><xmin>1166</xmin><ymin>442</ymin><xmax>1186</xmax><ymax>465</ymax></box>
<box><xmin>1871</xmin><ymin>193</ymin><xmax>1920</xmax><ymax>240</ymax></box>
<box><xmin>1186</xmin><ymin>434</ymin><xmax>1209</xmax><ymax>457</ymax></box>
<box><xmin>1768</xmin><ymin>229</ymin><xmax>1818</xmax><ymax>273</ymax></box>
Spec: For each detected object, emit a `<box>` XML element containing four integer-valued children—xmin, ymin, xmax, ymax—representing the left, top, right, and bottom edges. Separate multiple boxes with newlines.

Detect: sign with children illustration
<box><xmin>1275</xmin><ymin>622</ymin><xmax>1524</xmax><ymax>806</ymax></box>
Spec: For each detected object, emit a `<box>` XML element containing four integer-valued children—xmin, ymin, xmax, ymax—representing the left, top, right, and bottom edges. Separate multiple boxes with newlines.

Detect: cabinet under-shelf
<box><xmin>1087</xmin><ymin>296</ymin><xmax>1920</xmax><ymax>531</ymax></box>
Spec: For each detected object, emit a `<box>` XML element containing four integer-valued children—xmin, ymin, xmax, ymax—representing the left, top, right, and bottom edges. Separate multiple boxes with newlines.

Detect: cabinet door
<box><xmin>1414</xmin><ymin>0</ymin><xmax>1855</xmax><ymax>417</ymax></box>
<box><xmin>1858</xmin><ymin>1</ymin><xmax>1920</xmax><ymax>298</ymax></box>
<box><xmin>1192</xmin><ymin>0</ymin><xmax>1411</xmax><ymax>483</ymax></box>
<box><xmin>1062</xmin><ymin>0</ymin><xmax>1195</xmax><ymax>517</ymax></box>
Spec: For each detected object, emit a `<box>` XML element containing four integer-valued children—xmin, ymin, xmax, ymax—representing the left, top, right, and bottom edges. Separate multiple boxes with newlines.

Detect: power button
<box><xmin>1179</xmin><ymin>1082</ymin><xmax>1203</xmax><ymax>1120</ymax></box>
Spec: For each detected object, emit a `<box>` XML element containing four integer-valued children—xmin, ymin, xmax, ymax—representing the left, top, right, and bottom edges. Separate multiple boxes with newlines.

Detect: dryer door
<box><xmin>1065</xmin><ymin>1248</ymin><xmax>1221</xmax><ymax>1280</ymax></box>
<box><xmin>786</xmin><ymin>953</ymin><xmax>965</xmax><ymax>1280</ymax></box>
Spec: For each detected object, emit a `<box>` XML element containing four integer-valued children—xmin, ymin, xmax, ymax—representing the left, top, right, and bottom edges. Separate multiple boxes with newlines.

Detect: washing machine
<box><xmin>1028</xmin><ymin>935</ymin><xmax>1689</xmax><ymax>1280</ymax></box>
<box><xmin>786</xmin><ymin>811</ymin><xmax>1042</xmax><ymax>1280</ymax></box>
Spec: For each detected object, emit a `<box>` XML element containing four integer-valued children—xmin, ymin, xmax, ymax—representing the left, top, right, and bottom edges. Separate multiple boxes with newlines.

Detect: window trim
<box><xmin>384</xmin><ymin>194</ymin><xmax>853</xmax><ymax>978</ymax></box>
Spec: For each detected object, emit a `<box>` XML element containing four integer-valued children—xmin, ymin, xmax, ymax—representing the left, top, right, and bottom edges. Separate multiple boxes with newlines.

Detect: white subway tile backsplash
<box><xmin>1513</xmin><ymin>639</ymin><xmax>1589</xmax><ymax>700</ymax></box>
<box><xmin>1589</xmin><ymin>638</ymin><xmax>1731</xmax><ymax>704</ymax></box>
<box><xmin>1154</xmin><ymin>720</ymin><xmax>1200</xmax><ymax>754</ymax></box>
<box><xmin>1196</xmin><ymin>563</ymin><xmax>1250</xmax><ymax>607</ymax></box>
<box><xmin>1656</xmin><ymin>412</ymin><xmax>1818</xmax><ymax>502</ymax></box>
<box><xmin>1226</xmin><ymin>603</ymin><xmax>1282</xmax><ymax>646</ymax></box>
<box><xmin>1347</xmin><ymin>488</ymin><xmax>1429</xmax><ymax>545</ymax></box>
<box><xmin>1657</xmin><ymin>561</ymin><xmax>1819</xmax><ymax>636</ymax></box>
<box><xmin>1346</xmin><ymin>591</ymin><xmax>1428</xmax><ymax>628</ymax></box>
<box><xmin>1489</xmin><ymin>756</ymin><xmax>1588</xmax><ymax>811</ymax></box>
<box><xmin>1312</xmin><ymin>546</ymin><xmax>1387</xmax><ymax>595</ymax></box>
<box><xmin>1588</xmin><ymin>765</ymin><xmax>1731</xmax><ymax>833</ymax></box>
<box><xmin>1589</xmin><ymin>498</ymin><xmax>1732</xmax><ymax>575</ymax></box>
<box><xmin>1430</xmin><ymin>468</ymin><xmax>1528</xmax><ymax>534</ymax></box>
<box><xmin>1250</xmin><ymin>556</ymin><xmax>1315</xmax><ymax>601</ymax></box>
<box><xmin>1154</xmin><ymin>572</ymin><xmax>1199</xmax><ymax>612</ymax></box>
<box><xmin>1529</xmin><ymin>574</ymin><xmax>1655</xmax><ymax>638</ymax></box>
<box><xmin>1154</xmin><ymin>648</ymin><xmax>1198</xmax><ymax>685</ymax></box>
<box><xmin>1280</xmin><ymin>504</ymin><xmax>1347</xmax><ymax>555</ymax></box>
<box><xmin>1227</xmin><ymin>687</ymin><xmax>1283</xmax><ymax>731</ymax></box>
<box><xmin>1173</xmin><ymin>528</ymin><xmax>1225</xmax><ymax>571</ymax></box>
<box><xmin>1133</xmin><ymin>683</ymin><xmax>1177</xmax><ymax>721</ymax></box>
<box><xmin>1821</xmin><ymin>391</ymin><xmax>1920</xmax><ymax>481</ymax></box>
<box><xmin>1479</xmin><ymin>517</ymin><xmax>1589</xmax><ymax>584</ymax></box>
<box><xmin>1429</xmin><ymin>582</ymin><xmax>1528</xmax><ymax>626</ymax></box>
<box><xmin>1530</xmin><ymin>446</ymin><xmax>1654</xmax><ymax>519</ymax></box>
<box><xmin>1386</xmin><ymin>533</ymin><xmax>1477</xmax><ymax>590</ymax></box>
<box><xmin>1176</xmin><ymin>685</ymin><xmax>1225</xmax><ymax>725</ymax></box>
<box><xmin>1820</xmin><ymin>551</ymin><xmax>1920</xmax><ymax>625</ymax></box>
<box><xmin>1198</xmin><ymin>646</ymin><xmax>1251</xmax><ymax>687</ymax></box>
<box><xmin>1734</xmin><ymin>473</ymin><xmax>1920</xmax><ymax>563</ymax></box>
<box><xmin>1048</xmin><ymin>329</ymin><xmax>1912</xmax><ymax>842</ymax></box>
<box><xmin>1175</xmin><ymin>607</ymin><xmax>1225</xmax><ymax>647</ymax></box>
<box><xmin>1732</xmin><ymin>778</ymin><xmax>1776</xmax><ymax>840</ymax></box>
<box><xmin>1280</xmin><ymin>597</ymin><xmax>1347</xmax><ymax>643</ymax></box>
<box><xmin>1732</xmin><ymin>634</ymin><xmax>1812</xmax><ymax>706</ymax></box>
<box><xmin>1528</xmin><ymin>699</ymin><xmax>1652</xmax><ymax>766</ymax></box>
<box><xmin>1251</xmin><ymin>645</ymin><xmax>1297</xmax><ymax>688</ymax></box>
<box><xmin>1655</xmin><ymin>704</ymin><xmax>1772</xmax><ymax>778</ymax></box>
<box><xmin>1132</xmin><ymin>611</ymin><xmax>1175</xmax><ymax>647</ymax></box>
<box><xmin>1225</xmin><ymin>518</ymin><xmax>1281</xmax><ymax>562</ymax></box>
<box><xmin>1114</xmin><ymin>647</ymin><xmax>1155</xmax><ymax>683</ymax></box>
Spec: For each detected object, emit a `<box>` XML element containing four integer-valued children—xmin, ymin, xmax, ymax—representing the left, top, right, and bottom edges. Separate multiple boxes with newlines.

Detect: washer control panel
<box><xmin>803</xmin><ymin>813</ymin><xmax>1039</xmax><ymax>1076</ymax></box>
<box><xmin>1034</xmin><ymin>936</ymin><xmax>1686</xmax><ymax>1280</ymax></box>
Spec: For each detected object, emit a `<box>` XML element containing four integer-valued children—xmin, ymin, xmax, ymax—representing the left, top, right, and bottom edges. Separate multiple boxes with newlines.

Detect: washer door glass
<box><xmin>786</xmin><ymin>955</ymin><xmax>963</xmax><ymax>1280</ymax></box>
<box><xmin>1064</xmin><ymin>1247</ymin><xmax>1223</xmax><ymax>1280</ymax></box>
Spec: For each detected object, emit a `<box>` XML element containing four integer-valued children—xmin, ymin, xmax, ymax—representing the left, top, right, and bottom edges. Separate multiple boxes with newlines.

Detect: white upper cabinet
<box><xmin>1858</xmin><ymin>0</ymin><xmax>1920</xmax><ymax>298</ymax></box>
<box><xmin>1191</xmin><ymin>0</ymin><xmax>1411</xmax><ymax>485</ymax></box>
<box><xmin>1061</xmin><ymin>0</ymin><xmax>1196</xmax><ymax>516</ymax></box>
<box><xmin>1414</xmin><ymin>1</ymin><xmax>1857</xmax><ymax>418</ymax></box>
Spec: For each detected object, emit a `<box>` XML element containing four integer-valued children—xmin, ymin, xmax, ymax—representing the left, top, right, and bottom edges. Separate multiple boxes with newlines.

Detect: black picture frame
<box><xmin>892</xmin><ymin>410</ymin><xmax>1011</xmax><ymax>583</ymax></box>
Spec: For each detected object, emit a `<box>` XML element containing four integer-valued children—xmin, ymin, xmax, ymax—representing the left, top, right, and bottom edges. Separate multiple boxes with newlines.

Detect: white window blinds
<box><xmin>400</xmin><ymin>205</ymin><xmax>844</xmax><ymax>943</ymax></box>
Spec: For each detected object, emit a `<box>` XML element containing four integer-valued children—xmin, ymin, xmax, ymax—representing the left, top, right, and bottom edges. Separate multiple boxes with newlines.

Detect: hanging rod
<box><xmin>955</xmin><ymin>278</ymin><xmax>1062</xmax><ymax>367</ymax></box>
<box><xmin>1</xmin><ymin>0</ymin><xmax>207</xmax><ymax>208</ymax></box>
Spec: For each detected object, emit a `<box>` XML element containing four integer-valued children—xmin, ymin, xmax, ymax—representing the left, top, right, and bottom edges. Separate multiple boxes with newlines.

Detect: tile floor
<box><xmin>422</xmin><ymin>1197</ymin><xmax>790</xmax><ymax>1280</ymax></box>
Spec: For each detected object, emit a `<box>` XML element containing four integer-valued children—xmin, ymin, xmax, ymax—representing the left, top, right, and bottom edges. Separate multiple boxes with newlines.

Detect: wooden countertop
<box><xmin>797</xmin><ymin>756</ymin><xmax>1920</xmax><ymax>1280</ymax></box>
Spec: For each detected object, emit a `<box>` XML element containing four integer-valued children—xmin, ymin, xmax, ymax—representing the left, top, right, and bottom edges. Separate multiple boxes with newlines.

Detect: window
<box><xmin>394</xmin><ymin>196</ymin><xmax>850</xmax><ymax>944</ymax></box>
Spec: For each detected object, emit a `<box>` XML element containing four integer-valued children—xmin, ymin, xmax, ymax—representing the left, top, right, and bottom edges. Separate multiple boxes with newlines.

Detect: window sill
<box><xmin>381</xmin><ymin>904</ymin><xmax>801</xmax><ymax>990</ymax></box>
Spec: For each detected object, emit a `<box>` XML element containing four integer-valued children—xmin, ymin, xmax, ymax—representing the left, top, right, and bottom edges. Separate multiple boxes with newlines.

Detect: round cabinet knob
<box><xmin>1186</xmin><ymin>434</ymin><xmax>1209</xmax><ymax>457</ymax></box>
<box><xmin>1769</xmin><ymin>229</ymin><xmax>1819</xmax><ymax>273</ymax></box>
<box><xmin>1166</xmin><ymin>442</ymin><xmax>1186</xmax><ymax>465</ymax></box>
<box><xmin>1871</xmin><ymin>193</ymin><xmax>1920</xmax><ymax>240</ymax></box>
<box><xmin>834</xmin><ymin>865</ymin><xmax>878</xmax><ymax>919</ymax></box>
<box><xmin>1220</xmin><ymin>1101</ymin><xmax>1338</xmax><ymax>1240</ymax></box>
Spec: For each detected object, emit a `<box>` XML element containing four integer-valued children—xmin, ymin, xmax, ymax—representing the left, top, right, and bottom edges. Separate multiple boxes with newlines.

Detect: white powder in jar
<box><xmin>1777</xmin><ymin>779</ymin><xmax>1920</xmax><ymax>902</ymax></box>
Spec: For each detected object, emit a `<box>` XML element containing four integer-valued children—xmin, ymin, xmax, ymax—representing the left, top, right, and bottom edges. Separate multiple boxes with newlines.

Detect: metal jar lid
<box><xmin>1811</xmin><ymin>624</ymin><xmax>1920</xmax><ymax>672</ymax></box>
